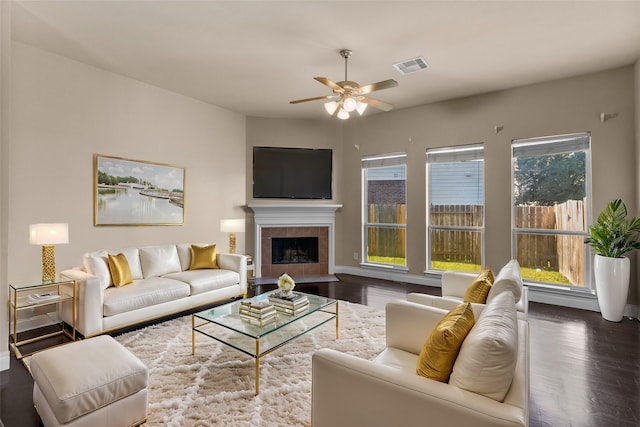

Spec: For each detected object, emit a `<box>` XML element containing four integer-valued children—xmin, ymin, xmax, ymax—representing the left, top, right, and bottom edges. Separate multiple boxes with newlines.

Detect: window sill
<box><xmin>360</xmin><ymin>263</ymin><xmax>409</xmax><ymax>273</ymax></box>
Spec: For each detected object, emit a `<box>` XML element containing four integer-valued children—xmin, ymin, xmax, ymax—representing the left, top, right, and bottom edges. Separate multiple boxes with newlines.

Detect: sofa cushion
<box><xmin>163</xmin><ymin>269</ymin><xmax>239</xmax><ymax>295</ymax></box>
<box><xmin>416</xmin><ymin>302</ymin><xmax>475</xmax><ymax>382</ymax></box>
<box><xmin>189</xmin><ymin>244</ymin><xmax>219</xmax><ymax>270</ymax></box>
<box><xmin>83</xmin><ymin>247</ymin><xmax>143</xmax><ymax>290</ymax></box>
<box><xmin>139</xmin><ymin>245</ymin><xmax>181</xmax><ymax>278</ymax></box>
<box><xmin>486</xmin><ymin>259</ymin><xmax>523</xmax><ymax>304</ymax></box>
<box><xmin>103</xmin><ymin>277</ymin><xmax>190</xmax><ymax>316</ymax></box>
<box><xmin>450</xmin><ymin>291</ymin><xmax>518</xmax><ymax>402</ymax></box>
<box><xmin>463</xmin><ymin>268</ymin><xmax>494</xmax><ymax>303</ymax></box>
<box><xmin>107</xmin><ymin>253</ymin><xmax>133</xmax><ymax>287</ymax></box>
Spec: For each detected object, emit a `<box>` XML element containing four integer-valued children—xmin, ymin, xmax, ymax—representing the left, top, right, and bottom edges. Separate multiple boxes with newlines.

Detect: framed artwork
<box><xmin>94</xmin><ymin>154</ymin><xmax>185</xmax><ymax>226</ymax></box>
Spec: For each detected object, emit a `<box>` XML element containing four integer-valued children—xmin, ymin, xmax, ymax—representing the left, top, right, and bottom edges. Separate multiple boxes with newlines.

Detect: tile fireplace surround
<box><xmin>248</xmin><ymin>204</ymin><xmax>342</xmax><ymax>278</ymax></box>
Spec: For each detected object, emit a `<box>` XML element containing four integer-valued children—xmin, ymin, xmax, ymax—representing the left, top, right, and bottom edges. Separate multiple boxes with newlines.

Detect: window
<box><xmin>426</xmin><ymin>144</ymin><xmax>484</xmax><ymax>272</ymax></box>
<box><xmin>362</xmin><ymin>153</ymin><xmax>407</xmax><ymax>268</ymax></box>
<box><xmin>512</xmin><ymin>133</ymin><xmax>591</xmax><ymax>288</ymax></box>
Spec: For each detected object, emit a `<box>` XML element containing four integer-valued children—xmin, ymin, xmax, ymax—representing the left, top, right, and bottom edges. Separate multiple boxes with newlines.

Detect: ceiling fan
<box><xmin>290</xmin><ymin>49</ymin><xmax>399</xmax><ymax>119</ymax></box>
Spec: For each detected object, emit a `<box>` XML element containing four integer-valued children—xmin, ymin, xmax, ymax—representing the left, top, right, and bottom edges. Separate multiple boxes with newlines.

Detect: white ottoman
<box><xmin>30</xmin><ymin>335</ymin><xmax>148</xmax><ymax>427</ymax></box>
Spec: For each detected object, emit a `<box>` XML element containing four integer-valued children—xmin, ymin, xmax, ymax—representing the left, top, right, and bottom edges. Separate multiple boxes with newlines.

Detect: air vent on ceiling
<box><xmin>393</xmin><ymin>56</ymin><xmax>429</xmax><ymax>75</ymax></box>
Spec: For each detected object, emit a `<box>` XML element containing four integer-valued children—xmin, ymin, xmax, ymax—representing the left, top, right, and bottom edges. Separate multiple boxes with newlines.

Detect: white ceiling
<box><xmin>10</xmin><ymin>1</ymin><xmax>640</xmax><ymax>120</ymax></box>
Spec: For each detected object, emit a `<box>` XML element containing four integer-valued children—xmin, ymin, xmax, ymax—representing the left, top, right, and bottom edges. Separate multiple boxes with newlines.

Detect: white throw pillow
<box><xmin>83</xmin><ymin>247</ymin><xmax>142</xmax><ymax>289</ymax></box>
<box><xmin>449</xmin><ymin>291</ymin><xmax>518</xmax><ymax>402</ymax></box>
<box><xmin>139</xmin><ymin>245</ymin><xmax>181</xmax><ymax>278</ymax></box>
<box><xmin>486</xmin><ymin>259</ymin><xmax>523</xmax><ymax>304</ymax></box>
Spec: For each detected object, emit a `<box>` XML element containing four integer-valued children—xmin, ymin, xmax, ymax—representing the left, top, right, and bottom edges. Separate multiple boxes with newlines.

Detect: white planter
<box><xmin>593</xmin><ymin>254</ymin><xmax>630</xmax><ymax>322</ymax></box>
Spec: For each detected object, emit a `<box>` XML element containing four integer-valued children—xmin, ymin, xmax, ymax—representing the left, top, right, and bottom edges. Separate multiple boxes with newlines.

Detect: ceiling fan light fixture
<box><xmin>337</xmin><ymin>108</ymin><xmax>350</xmax><ymax>120</ymax></box>
<box><xmin>324</xmin><ymin>101</ymin><xmax>339</xmax><ymax>115</ymax></box>
<box><xmin>356</xmin><ymin>101</ymin><xmax>367</xmax><ymax>115</ymax></box>
<box><xmin>342</xmin><ymin>96</ymin><xmax>357</xmax><ymax>112</ymax></box>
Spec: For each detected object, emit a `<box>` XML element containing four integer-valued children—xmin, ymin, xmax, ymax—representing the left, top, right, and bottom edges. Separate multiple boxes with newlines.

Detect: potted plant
<box><xmin>585</xmin><ymin>198</ymin><xmax>640</xmax><ymax>321</ymax></box>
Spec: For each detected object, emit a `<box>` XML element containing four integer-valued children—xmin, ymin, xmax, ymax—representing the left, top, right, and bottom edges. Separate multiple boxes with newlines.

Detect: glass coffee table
<box><xmin>192</xmin><ymin>290</ymin><xmax>338</xmax><ymax>394</ymax></box>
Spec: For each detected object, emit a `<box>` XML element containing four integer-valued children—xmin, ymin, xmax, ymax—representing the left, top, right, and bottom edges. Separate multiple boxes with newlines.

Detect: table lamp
<box><xmin>30</xmin><ymin>223</ymin><xmax>69</xmax><ymax>282</ymax></box>
<box><xmin>220</xmin><ymin>219</ymin><xmax>245</xmax><ymax>254</ymax></box>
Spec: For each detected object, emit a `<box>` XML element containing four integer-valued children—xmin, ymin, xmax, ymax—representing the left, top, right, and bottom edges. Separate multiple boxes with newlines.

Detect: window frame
<box><xmin>361</xmin><ymin>152</ymin><xmax>408</xmax><ymax>270</ymax></box>
<box><xmin>511</xmin><ymin>132</ymin><xmax>593</xmax><ymax>290</ymax></box>
<box><xmin>426</xmin><ymin>143</ymin><xmax>485</xmax><ymax>273</ymax></box>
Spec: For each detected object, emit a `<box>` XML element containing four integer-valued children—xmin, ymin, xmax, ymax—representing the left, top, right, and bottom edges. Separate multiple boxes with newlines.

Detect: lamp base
<box><xmin>42</xmin><ymin>245</ymin><xmax>56</xmax><ymax>282</ymax></box>
<box><xmin>229</xmin><ymin>233</ymin><xmax>236</xmax><ymax>254</ymax></box>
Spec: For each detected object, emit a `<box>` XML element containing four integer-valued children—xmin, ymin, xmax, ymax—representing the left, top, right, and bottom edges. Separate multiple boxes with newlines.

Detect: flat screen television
<box><xmin>253</xmin><ymin>147</ymin><xmax>332</xmax><ymax>199</ymax></box>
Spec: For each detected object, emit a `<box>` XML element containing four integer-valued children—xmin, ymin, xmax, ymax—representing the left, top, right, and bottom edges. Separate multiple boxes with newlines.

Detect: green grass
<box><xmin>367</xmin><ymin>256</ymin><xmax>406</xmax><ymax>266</ymax></box>
<box><xmin>431</xmin><ymin>261</ymin><xmax>572</xmax><ymax>285</ymax></box>
<box><xmin>366</xmin><ymin>258</ymin><xmax>572</xmax><ymax>285</ymax></box>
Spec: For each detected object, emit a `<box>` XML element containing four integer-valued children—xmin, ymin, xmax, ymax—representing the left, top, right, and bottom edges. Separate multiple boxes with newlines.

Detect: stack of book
<box><xmin>268</xmin><ymin>292</ymin><xmax>310</xmax><ymax>316</ymax></box>
<box><xmin>239</xmin><ymin>300</ymin><xmax>277</xmax><ymax>326</ymax></box>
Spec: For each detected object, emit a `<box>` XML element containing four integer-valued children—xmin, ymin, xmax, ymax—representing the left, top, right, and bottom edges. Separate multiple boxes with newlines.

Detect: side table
<box><xmin>8</xmin><ymin>278</ymin><xmax>77</xmax><ymax>359</ymax></box>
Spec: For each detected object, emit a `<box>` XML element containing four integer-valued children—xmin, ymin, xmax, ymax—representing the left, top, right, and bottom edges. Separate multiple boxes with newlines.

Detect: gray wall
<box><xmin>8</xmin><ymin>41</ymin><xmax>247</xmax><ymax>279</ymax></box>
<box><xmin>340</xmin><ymin>66</ymin><xmax>637</xmax><ymax>302</ymax></box>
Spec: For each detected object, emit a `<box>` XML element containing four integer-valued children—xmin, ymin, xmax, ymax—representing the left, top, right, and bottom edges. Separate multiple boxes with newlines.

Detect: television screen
<box><xmin>253</xmin><ymin>147</ymin><xmax>332</xmax><ymax>199</ymax></box>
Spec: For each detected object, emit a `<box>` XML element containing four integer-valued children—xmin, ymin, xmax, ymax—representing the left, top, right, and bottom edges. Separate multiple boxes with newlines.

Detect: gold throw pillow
<box><xmin>189</xmin><ymin>244</ymin><xmax>218</xmax><ymax>270</ymax></box>
<box><xmin>107</xmin><ymin>253</ymin><xmax>133</xmax><ymax>287</ymax></box>
<box><xmin>416</xmin><ymin>302</ymin><xmax>475</xmax><ymax>382</ymax></box>
<box><xmin>463</xmin><ymin>268</ymin><xmax>495</xmax><ymax>303</ymax></box>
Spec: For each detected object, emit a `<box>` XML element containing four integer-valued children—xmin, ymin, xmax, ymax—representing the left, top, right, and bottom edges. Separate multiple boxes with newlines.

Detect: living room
<box><xmin>1</xmin><ymin>1</ymin><xmax>639</xmax><ymax>426</ymax></box>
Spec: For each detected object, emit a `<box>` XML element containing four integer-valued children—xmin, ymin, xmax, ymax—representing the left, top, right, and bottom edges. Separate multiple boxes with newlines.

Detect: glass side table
<box><xmin>9</xmin><ymin>278</ymin><xmax>77</xmax><ymax>359</ymax></box>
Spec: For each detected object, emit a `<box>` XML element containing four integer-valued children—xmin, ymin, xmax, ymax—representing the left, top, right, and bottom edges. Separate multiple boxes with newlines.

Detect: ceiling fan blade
<box><xmin>314</xmin><ymin>77</ymin><xmax>344</xmax><ymax>92</ymax></box>
<box><xmin>360</xmin><ymin>96</ymin><xmax>394</xmax><ymax>112</ymax></box>
<box><xmin>358</xmin><ymin>79</ymin><xmax>399</xmax><ymax>95</ymax></box>
<box><xmin>289</xmin><ymin>95</ymin><xmax>335</xmax><ymax>104</ymax></box>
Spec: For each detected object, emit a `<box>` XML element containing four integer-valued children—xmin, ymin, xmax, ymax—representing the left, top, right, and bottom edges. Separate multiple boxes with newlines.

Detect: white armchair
<box><xmin>312</xmin><ymin>298</ymin><xmax>529</xmax><ymax>427</ymax></box>
<box><xmin>408</xmin><ymin>259</ymin><xmax>528</xmax><ymax>319</ymax></box>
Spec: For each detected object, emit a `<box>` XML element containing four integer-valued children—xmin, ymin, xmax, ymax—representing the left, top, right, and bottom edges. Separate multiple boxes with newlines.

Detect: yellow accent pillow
<box><xmin>416</xmin><ymin>302</ymin><xmax>475</xmax><ymax>382</ymax></box>
<box><xmin>107</xmin><ymin>253</ymin><xmax>133</xmax><ymax>287</ymax></box>
<box><xmin>463</xmin><ymin>268</ymin><xmax>495</xmax><ymax>304</ymax></box>
<box><xmin>189</xmin><ymin>244</ymin><xmax>218</xmax><ymax>270</ymax></box>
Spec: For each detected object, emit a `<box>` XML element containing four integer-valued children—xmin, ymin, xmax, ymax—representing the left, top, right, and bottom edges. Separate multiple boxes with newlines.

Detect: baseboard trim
<box><xmin>335</xmin><ymin>265</ymin><xmax>640</xmax><ymax>319</ymax></box>
<box><xmin>0</xmin><ymin>349</ymin><xmax>10</xmax><ymax>372</ymax></box>
<box><xmin>336</xmin><ymin>265</ymin><xmax>440</xmax><ymax>287</ymax></box>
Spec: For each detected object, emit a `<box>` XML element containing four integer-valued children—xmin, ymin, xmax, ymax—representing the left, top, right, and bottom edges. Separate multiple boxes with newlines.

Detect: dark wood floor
<box><xmin>1</xmin><ymin>273</ymin><xmax>638</xmax><ymax>426</ymax></box>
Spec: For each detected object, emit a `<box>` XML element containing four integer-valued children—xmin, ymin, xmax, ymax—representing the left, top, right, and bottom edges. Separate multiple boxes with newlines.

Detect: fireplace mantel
<box><xmin>248</xmin><ymin>204</ymin><xmax>342</xmax><ymax>278</ymax></box>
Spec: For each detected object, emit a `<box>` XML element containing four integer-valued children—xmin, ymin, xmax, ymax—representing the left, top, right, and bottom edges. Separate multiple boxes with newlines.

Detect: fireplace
<box><xmin>272</xmin><ymin>237</ymin><xmax>319</xmax><ymax>264</ymax></box>
<box><xmin>249</xmin><ymin>204</ymin><xmax>341</xmax><ymax>278</ymax></box>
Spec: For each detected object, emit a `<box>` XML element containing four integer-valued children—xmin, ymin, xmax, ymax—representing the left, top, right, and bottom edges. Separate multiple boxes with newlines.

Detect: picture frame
<box><xmin>94</xmin><ymin>154</ymin><xmax>185</xmax><ymax>226</ymax></box>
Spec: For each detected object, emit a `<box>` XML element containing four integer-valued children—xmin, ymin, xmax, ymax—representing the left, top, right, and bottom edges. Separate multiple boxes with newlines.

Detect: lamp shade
<box><xmin>30</xmin><ymin>223</ymin><xmax>69</xmax><ymax>245</ymax></box>
<box><xmin>220</xmin><ymin>219</ymin><xmax>245</xmax><ymax>233</ymax></box>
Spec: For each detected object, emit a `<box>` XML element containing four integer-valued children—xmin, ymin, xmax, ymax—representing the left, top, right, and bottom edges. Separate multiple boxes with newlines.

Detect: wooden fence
<box><xmin>368</xmin><ymin>200</ymin><xmax>586</xmax><ymax>286</ymax></box>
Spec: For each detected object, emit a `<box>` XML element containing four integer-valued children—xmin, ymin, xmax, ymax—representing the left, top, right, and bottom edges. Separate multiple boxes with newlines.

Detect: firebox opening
<box><xmin>272</xmin><ymin>237</ymin><xmax>319</xmax><ymax>264</ymax></box>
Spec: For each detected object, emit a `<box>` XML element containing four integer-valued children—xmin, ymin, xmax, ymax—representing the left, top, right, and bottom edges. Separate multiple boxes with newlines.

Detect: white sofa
<box><xmin>408</xmin><ymin>259</ymin><xmax>528</xmax><ymax>319</ymax></box>
<box><xmin>312</xmin><ymin>293</ymin><xmax>529</xmax><ymax>427</ymax></box>
<box><xmin>60</xmin><ymin>243</ymin><xmax>247</xmax><ymax>337</ymax></box>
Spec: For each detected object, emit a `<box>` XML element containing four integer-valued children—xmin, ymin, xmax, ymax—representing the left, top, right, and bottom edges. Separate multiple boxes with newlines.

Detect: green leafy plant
<box><xmin>585</xmin><ymin>198</ymin><xmax>640</xmax><ymax>258</ymax></box>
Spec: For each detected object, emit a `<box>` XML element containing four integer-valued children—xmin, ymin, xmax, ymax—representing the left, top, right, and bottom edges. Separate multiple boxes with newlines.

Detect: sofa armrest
<box><xmin>312</xmin><ymin>348</ymin><xmax>528</xmax><ymax>427</ymax></box>
<box><xmin>60</xmin><ymin>269</ymin><xmax>105</xmax><ymax>337</ymax></box>
<box><xmin>441</xmin><ymin>270</ymin><xmax>476</xmax><ymax>298</ymax></box>
<box><xmin>216</xmin><ymin>253</ymin><xmax>247</xmax><ymax>294</ymax></box>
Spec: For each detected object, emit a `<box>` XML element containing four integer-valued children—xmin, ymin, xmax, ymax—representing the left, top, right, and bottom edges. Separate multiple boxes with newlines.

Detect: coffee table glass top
<box><xmin>192</xmin><ymin>290</ymin><xmax>337</xmax><ymax>359</ymax></box>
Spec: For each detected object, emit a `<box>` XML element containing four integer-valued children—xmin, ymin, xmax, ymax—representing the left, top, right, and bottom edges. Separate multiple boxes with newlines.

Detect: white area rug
<box><xmin>114</xmin><ymin>301</ymin><xmax>385</xmax><ymax>426</ymax></box>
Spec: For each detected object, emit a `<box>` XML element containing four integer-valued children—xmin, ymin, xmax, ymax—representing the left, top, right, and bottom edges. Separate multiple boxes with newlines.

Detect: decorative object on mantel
<box><xmin>277</xmin><ymin>273</ymin><xmax>296</xmax><ymax>297</ymax></box>
<box><xmin>220</xmin><ymin>218</ymin><xmax>245</xmax><ymax>254</ymax></box>
<box><xmin>29</xmin><ymin>223</ymin><xmax>69</xmax><ymax>281</ymax></box>
<box><xmin>585</xmin><ymin>198</ymin><xmax>640</xmax><ymax>321</ymax></box>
